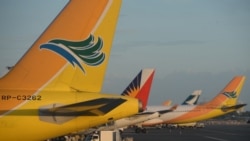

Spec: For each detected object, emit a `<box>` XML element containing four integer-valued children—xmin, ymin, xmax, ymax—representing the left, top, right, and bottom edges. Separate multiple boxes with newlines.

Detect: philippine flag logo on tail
<box><xmin>40</xmin><ymin>34</ymin><xmax>105</xmax><ymax>74</ymax></box>
<box><xmin>121</xmin><ymin>69</ymin><xmax>155</xmax><ymax>110</ymax></box>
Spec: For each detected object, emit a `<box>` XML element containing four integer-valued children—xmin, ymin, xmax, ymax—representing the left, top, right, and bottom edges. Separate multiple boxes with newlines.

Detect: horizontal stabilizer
<box><xmin>140</xmin><ymin>105</ymin><xmax>178</xmax><ymax>115</ymax></box>
<box><xmin>221</xmin><ymin>104</ymin><xmax>247</xmax><ymax>112</ymax></box>
<box><xmin>39</xmin><ymin>98</ymin><xmax>126</xmax><ymax>124</ymax></box>
<box><xmin>158</xmin><ymin>105</ymin><xmax>178</xmax><ymax>114</ymax></box>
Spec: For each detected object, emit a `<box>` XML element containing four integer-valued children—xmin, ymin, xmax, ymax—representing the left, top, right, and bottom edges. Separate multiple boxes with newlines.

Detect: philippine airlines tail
<box><xmin>207</xmin><ymin>76</ymin><xmax>246</xmax><ymax>107</ymax></box>
<box><xmin>0</xmin><ymin>0</ymin><xmax>121</xmax><ymax>92</ymax></box>
<box><xmin>121</xmin><ymin>69</ymin><xmax>155</xmax><ymax>110</ymax></box>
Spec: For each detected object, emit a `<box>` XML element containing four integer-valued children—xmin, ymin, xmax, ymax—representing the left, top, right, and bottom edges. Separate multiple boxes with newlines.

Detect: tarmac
<box><xmin>122</xmin><ymin>124</ymin><xmax>250</xmax><ymax>141</ymax></box>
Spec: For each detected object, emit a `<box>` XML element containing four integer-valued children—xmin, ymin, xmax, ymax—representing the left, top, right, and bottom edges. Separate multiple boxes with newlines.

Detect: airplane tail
<box><xmin>162</xmin><ymin>100</ymin><xmax>172</xmax><ymax>106</ymax></box>
<box><xmin>182</xmin><ymin>90</ymin><xmax>202</xmax><ymax>105</ymax></box>
<box><xmin>121</xmin><ymin>69</ymin><xmax>155</xmax><ymax>110</ymax></box>
<box><xmin>207</xmin><ymin>76</ymin><xmax>246</xmax><ymax>107</ymax></box>
<box><xmin>0</xmin><ymin>0</ymin><xmax>121</xmax><ymax>93</ymax></box>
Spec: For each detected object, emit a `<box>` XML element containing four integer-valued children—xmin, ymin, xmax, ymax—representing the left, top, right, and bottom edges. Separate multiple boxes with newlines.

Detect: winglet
<box><xmin>121</xmin><ymin>69</ymin><xmax>155</xmax><ymax>110</ymax></box>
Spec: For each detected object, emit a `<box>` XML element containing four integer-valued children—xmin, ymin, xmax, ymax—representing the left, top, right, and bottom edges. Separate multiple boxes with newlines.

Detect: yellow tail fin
<box><xmin>208</xmin><ymin>76</ymin><xmax>246</xmax><ymax>107</ymax></box>
<box><xmin>0</xmin><ymin>0</ymin><xmax>121</xmax><ymax>92</ymax></box>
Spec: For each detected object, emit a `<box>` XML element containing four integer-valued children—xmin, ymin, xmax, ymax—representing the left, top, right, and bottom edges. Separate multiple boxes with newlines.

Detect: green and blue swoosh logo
<box><xmin>40</xmin><ymin>34</ymin><xmax>105</xmax><ymax>73</ymax></box>
<box><xmin>222</xmin><ymin>91</ymin><xmax>237</xmax><ymax>99</ymax></box>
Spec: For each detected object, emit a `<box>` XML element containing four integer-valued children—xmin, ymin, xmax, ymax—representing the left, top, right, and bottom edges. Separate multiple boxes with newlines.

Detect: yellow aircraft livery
<box><xmin>141</xmin><ymin>76</ymin><xmax>246</xmax><ymax>127</ymax></box>
<box><xmin>0</xmin><ymin>0</ymin><xmax>143</xmax><ymax>140</ymax></box>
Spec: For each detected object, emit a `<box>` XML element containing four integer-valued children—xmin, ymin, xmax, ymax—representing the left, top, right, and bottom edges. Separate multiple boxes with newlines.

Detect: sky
<box><xmin>0</xmin><ymin>0</ymin><xmax>250</xmax><ymax>110</ymax></box>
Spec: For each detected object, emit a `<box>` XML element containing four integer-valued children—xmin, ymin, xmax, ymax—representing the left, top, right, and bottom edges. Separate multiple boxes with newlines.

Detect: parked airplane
<box><xmin>164</xmin><ymin>90</ymin><xmax>202</xmax><ymax>129</ymax></box>
<box><xmin>141</xmin><ymin>76</ymin><xmax>246</xmax><ymax>127</ymax></box>
<box><xmin>0</xmin><ymin>0</ymin><xmax>143</xmax><ymax>140</ymax></box>
<box><xmin>134</xmin><ymin>89</ymin><xmax>202</xmax><ymax>132</ymax></box>
<box><xmin>77</xmin><ymin>69</ymin><xmax>158</xmax><ymax>134</ymax></box>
